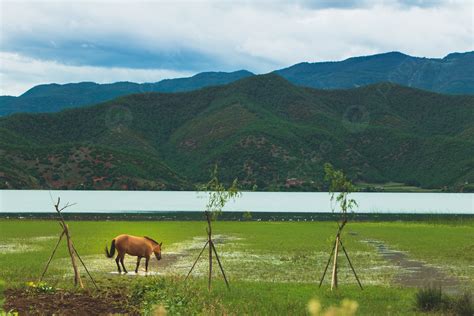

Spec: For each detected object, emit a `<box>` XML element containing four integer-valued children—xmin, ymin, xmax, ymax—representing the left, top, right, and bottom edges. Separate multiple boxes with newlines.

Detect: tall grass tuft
<box><xmin>450</xmin><ymin>291</ymin><xmax>473</xmax><ymax>316</ymax></box>
<box><xmin>0</xmin><ymin>280</ymin><xmax>4</xmax><ymax>311</ymax></box>
<box><xmin>415</xmin><ymin>286</ymin><xmax>443</xmax><ymax>311</ymax></box>
<box><xmin>415</xmin><ymin>287</ymin><xmax>473</xmax><ymax>315</ymax></box>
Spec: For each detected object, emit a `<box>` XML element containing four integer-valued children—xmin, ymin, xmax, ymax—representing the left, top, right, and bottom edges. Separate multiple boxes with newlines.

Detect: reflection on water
<box><xmin>0</xmin><ymin>190</ymin><xmax>472</xmax><ymax>214</ymax></box>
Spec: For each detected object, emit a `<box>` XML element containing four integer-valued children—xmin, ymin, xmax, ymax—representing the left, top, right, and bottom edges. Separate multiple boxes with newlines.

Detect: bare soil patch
<box><xmin>364</xmin><ymin>239</ymin><xmax>460</xmax><ymax>291</ymax></box>
<box><xmin>3</xmin><ymin>288</ymin><xmax>138</xmax><ymax>315</ymax></box>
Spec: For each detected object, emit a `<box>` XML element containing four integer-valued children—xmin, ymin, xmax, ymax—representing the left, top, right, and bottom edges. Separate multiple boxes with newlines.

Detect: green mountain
<box><xmin>277</xmin><ymin>51</ymin><xmax>474</xmax><ymax>95</ymax></box>
<box><xmin>1</xmin><ymin>74</ymin><xmax>473</xmax><ymax>191</ymax></box>
<box><xmin>0</xmin><ymin>70</ymin><xmax>254</xmax><ymax>116</ymax></box>
<box><xmin>2</xmin><ymin>52</ymin><xmax>473</xmax><ymax>117</ymax></box>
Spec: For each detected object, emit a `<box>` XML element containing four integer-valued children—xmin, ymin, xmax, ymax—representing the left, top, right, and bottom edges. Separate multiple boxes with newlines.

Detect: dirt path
<box><xmin>363</xmin><ymin>239</ymin><xmax>460</xmax><ymax>293</ymax></box>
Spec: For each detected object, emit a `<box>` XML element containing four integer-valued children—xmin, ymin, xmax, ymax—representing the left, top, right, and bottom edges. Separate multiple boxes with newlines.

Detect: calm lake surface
<box><xmin>0</xmin><ymin>190</ymin><xmax>472</xmax><ymax>214</ymax></box>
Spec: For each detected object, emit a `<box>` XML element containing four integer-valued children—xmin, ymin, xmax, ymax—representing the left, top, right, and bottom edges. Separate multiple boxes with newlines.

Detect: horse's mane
<box><xmin>144</xmin><ymin>236</ymin><xmax>159</xmax><ymax>245</ymax></box>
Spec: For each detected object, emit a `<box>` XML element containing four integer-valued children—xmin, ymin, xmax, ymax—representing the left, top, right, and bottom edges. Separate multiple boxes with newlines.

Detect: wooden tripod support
<box><xmin>185</xmin><ymin>211</ymin><xmax>230</xmax><ymax>291</ymax></box>
<box><xmin>319</xmin><ymin>219</ymin><xmax>363</xmax><ymax>291</ymax></box>
<box><xmin>39</xmin><ymin>197</ymin><xmax>98</xmax><ymax>290</ymax></box>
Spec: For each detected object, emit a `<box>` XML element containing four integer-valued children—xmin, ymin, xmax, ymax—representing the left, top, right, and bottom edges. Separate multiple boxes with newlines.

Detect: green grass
<box><xmin>0</xmin><ymin>219</ymin><xmax>472</xmax><ymax>315</ymax></box>
<box><xmin>128</xmin><ymin>277</ymin><xmax>419</xmax><ymax>315</ymax></box>
<box><xmin>355</xmin><ymin>182</ymin><xmax>441</xmax><ymax>192</ymax></box>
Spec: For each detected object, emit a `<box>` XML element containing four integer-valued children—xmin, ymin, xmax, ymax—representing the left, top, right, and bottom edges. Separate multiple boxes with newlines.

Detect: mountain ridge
<box><xmin>1</xmin><ymin>74</ymin><xmax>472</xmax><ymax>192</ymax></box>
<box><xmin>1</xmin><ymin>51</ymin><xmax>473</xmax><ymax>116</ymax></box>
<box><xmin>0</xmin><ymin>70</ymin><xmax>254</xmax><ymax>115</ymax></box>
<box><xmin>276</xmin><ymin>51</ymin><xmax>474</xmax><ymax>94</ymax></box>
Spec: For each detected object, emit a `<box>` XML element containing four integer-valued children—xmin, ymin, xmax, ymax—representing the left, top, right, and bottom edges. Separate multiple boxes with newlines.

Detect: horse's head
<box><xmin>153</xmin><ymin>242</ymin><xmax>163</xmax><ymax>260</ymax></box>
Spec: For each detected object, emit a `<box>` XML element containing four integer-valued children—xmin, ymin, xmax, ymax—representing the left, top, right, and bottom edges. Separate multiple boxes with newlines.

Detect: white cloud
<box><xmin>0</xmin><ymin>52</ymin><xmax>191</xmax><ymax>96</ymax></box>
<box><xmin>0</xmin><ymin>0</ymin><xmax>472</xmax><ymax>95</ymax></box>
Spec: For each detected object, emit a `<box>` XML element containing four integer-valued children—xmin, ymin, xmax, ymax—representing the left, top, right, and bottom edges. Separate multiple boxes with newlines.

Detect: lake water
<box><xmin>0</xmin><ymin>190</ymin><xmax>472</xmax><ymax>214</ymax></box>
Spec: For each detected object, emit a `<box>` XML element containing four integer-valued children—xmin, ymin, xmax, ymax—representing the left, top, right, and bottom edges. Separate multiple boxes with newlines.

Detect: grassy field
<box><xmin>0</xmin><ymin>219</ymin><xmax>473</xmax><ymax>315</ymax></box>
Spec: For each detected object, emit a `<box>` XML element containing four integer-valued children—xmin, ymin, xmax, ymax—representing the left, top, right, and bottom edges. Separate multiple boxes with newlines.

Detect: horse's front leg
<box><xmin>120</xmin><ymin>254</ymin><xmax>128</xmax><ymax>274</ymax></box>
<box><xmin>145</xmin><ymin>256</ymin><xmax>150</xmax><ymax>273</ymax></box>
<box><xmin>135</xmin><ymin>256</ymin><xmax>142</xmax><ymax>274</ymax></box>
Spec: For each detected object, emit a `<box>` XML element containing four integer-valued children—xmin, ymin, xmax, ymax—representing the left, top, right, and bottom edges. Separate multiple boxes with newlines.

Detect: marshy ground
<box><xmin>0</xmin><ymin>219</ymin><xmax>473</xmax><ymax>314</ymax></box>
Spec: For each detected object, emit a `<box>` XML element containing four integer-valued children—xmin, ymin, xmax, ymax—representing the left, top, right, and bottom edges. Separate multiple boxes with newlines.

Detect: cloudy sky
<box><xmin>0</xmin><ymin>0</ymin><xmax>472</xmax><ymax>96</ymax></box>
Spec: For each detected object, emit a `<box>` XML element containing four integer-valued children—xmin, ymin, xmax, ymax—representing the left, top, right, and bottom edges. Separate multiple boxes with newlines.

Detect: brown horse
<box><xmin>105</xmin><ymin>234</ymin><xmax>162</xmax><ymax>274</ymax></box>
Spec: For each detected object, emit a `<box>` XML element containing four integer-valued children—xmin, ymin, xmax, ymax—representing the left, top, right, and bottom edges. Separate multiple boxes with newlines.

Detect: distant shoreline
<box><xmin>1</xmin><ymin>211</ymin><xmax>472</xmax><ymax>222</ymax></box>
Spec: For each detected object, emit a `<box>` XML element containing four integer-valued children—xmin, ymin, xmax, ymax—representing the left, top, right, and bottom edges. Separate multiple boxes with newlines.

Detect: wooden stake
<box><xmin>40</xmin><ymin>197</ymin><xmax>97</xmax><ymax>289</ymax></box>
<box><xmin>211</xmin><ymin>241</ymin><xmax>230</xmax><ymax>289</ymax></box>
<box><xmin>71</xmin><ymin>242</ymin><xmax>99</xmax><ymax>290</ymax></box>
<box><xmin>319</xmin><ymin>219</ymin><xmax>362</xmax><ymax>290</ymax></box>
<box><xmin>39</xmin><ymin>230</ymin><xmax>65</xmax><ymax>283</ymax></box>
<box><xmin>319</xmin><ymin>238</ymin><xmax>337</xmax><ymax>288</ymax></box>
<box><xmin>207</xmin><ymin>212</ymin><xmax>213</xmax><ymax>291</ymax></box>
<box><xmin>340</xmin><ymin>239</ymin><xmax>363</xmax><ymax>290</ymax></box>
<box><xmin>185</xmin><ymin>241</ymin><xmax>209</xmax><ymax>281</ymax></box>
<box><xmin>331</xmin><ymin>234</ymin><xmax>340</xmax><ymax>291</ymax></box>
<box><xmin>65</xmin><ymin>223</ymin><xmax>83</xmax><ymax>288</ymax></box>
<box><xmin>186</xmin><ymin>211</ymin><xmax>230</xmax><ymax>291</ymax></box>
<box><xmin>53</xmin><ymin>198</ymin><xmax>82</xmax><ymax>288</ymax></box>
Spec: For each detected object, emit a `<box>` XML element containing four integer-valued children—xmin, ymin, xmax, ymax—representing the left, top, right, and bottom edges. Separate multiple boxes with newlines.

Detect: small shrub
<box><xmin>415</xmin><ymin>287</ymin><xmax>473</xmax><ymax>315</ymax></box>
<box><xmin>242</xmin><ymin>211</ymin><xmax>252</xmax><ymax>221</ymax></box>
<box><xmin>450</xmin><ymin>291</ymin><xmax>473</xmax><ymax>316</ymax></box>
<box><xmin>130</xmin><ymin>278</ymin><xmax>194</xmax><ymax>315</ymax></box>
<box><xmin>415</xmin><ymin>287</ymin><xmax>443</xmax><ymax>311</ymax></box>
<box><xmin>0</xmin><ymin>280</ymin><xmax>4</xmax><ymax>310</ymax></box>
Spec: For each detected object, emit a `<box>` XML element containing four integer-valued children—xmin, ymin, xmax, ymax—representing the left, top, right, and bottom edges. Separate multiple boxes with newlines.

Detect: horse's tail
<box><xmin>105</xmin><ymin>239</ymin><xmax>116</xmax><ymax>258</ymax></box>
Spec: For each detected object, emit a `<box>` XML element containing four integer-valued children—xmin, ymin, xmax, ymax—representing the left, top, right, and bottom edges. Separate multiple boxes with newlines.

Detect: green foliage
<box><xmin>198</xmin><ymin>165</ymin><xmax>241</xmax><ymax>220</ymax></box>
<box><xmin>130</xmin><ymin>278</ymin><xmax>200</xmax><ymax>315</ymax></box>
<box><xmin>324</xmin><ymin>163</ymin><xmax>358</xmax><ymax>215</ymax></box>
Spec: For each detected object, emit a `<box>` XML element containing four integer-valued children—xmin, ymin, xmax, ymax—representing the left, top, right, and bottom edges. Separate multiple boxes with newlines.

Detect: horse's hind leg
<box><xmin>135</xmin><ymin>256</ymin><xmax>142</xmax><ymax>274</ymax></box>
<box><xmin>120</xmin><ymin>254</ymin><xmax>128</xmax><ymax>274</ymax></box>
<box><xmin>115</xmin><ymin>256</ymin><xmax>121</xmax><ymax>274</ymax></box>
